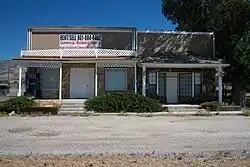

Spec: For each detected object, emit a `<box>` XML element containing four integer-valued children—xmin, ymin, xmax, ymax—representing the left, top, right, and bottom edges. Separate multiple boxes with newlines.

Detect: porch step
<box><xmin>164</xmin><ymin>104</ymin><xmax>200</xmax><ymax>108</ymax></box>
<box><xmin>164</xmin><ymin>104</ymin><xmax>203</xmax><ymax>113</ymax></box>
<box><xmin>59</xmin><ymin>111</ymin><xmax>87</xmax><ymax>116</ymax></box>
<box><xmin>60</xmin><ymin>104</ymin><xmax>85</xmax><ymax>108</ymax></box>
<box><xmin>60</xmin><ymin>107</ymin><xmax>85</xmax><ymax>111</ymax></box>
<box><xmin>168</xmin><ymin>108</ymin><xmax>205</xmax><ymax>113</ymax></box>
<box><xmin>59</xmin><ymin>100</ymin><xmax>87</xmax><ymax>114</ymax></box>
<box><xmin>164</xmin><ymin>104</ymin><xmax>201</xmax><ymax>110</ymax></box>
<box><xmin>61</xmin><ymin>100</ymin><xmax>87</xmax><ymax>104</ymax></box>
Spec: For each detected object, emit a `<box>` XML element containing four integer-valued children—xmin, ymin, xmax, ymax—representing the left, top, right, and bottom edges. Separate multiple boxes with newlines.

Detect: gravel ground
<box><xmin>0</xmin><ymin>116</ymin><xmax>250</xmax><ymax>157</ymax></box>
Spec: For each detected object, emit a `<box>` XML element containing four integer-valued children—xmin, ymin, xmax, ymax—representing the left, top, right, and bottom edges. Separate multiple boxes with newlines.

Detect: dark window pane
<box><xmin>194</xmin><ymin>73</ymin><xmax>202</xmax><ymax>96</ymax></box>
<box><xmin>149</xmin><ymin>72</ymin><xmax>156</xmax><ymax>84</ymax></box>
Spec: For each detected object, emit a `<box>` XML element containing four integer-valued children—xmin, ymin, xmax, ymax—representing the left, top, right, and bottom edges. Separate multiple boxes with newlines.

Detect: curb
<box><xmin>210</xmin><ymin>111</ymin><xmax>243</xmax><ymax>116</ymax></box>
<box><xmin>58</xmin><ymin>112</ymin><xmax>171</xmax><ymax>117</ymax></box>
<box><xmin>58</xmin><ymin>111</ymin><xmax>244</xmax><ymax>117</ymax></box>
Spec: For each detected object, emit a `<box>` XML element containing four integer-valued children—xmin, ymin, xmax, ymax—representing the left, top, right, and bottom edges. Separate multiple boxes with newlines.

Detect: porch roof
<box><xmin>11</xmin><ymin>58</ymin><xmax>137</xmax><ymax>68</ymax></box>
<box><xmin>140</xmin><ymin>63</ymin><xmax>229</xmax><ymax>68</ymax></box>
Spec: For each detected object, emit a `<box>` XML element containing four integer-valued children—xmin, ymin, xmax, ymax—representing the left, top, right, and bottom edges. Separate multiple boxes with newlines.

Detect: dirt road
<box><xmin>0</xmin><ymin>116</ymin><xmax>250</xmax><ymax>156</ymax></box>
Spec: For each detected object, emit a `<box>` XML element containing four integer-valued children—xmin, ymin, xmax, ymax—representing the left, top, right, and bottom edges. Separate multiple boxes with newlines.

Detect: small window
<box><xmin>105</xmin><ymin>68</ymin><xmax>127</xmax><ymax>91</ymax></box>
<box><xmin>194</xmin><ymin>73</ymin><xmax>202</xmax><ymax>96</ymax></box>
<box><xmin>148</xmin><ymin>72</ymin><xmax>157</xmax><ymax>95</ymax></box>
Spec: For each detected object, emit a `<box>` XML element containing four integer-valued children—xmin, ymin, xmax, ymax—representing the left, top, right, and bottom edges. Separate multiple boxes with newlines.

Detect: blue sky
<box><xmin>0</xmin><ymin>0</ymin><xmax>176</xmax><ymax>59</ymax></box>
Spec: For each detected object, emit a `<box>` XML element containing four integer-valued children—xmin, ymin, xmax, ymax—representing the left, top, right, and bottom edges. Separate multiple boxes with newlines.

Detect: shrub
<box><xmin>0</xmin><ymin>97</ymin><xmax>36</xmax><ymax>114</ymax></box>
<box><xmin>242</xmin><ymin>110</ymin><xmax>250</xmax><ymax>117</ymax></box>
<box><xmin>84</xmin><ymin>92</ymin><xmax>163</xmax><ymax>113</ymax></box>
<box><xmin>147</xmin><ymin>92</ymin><xmax>159</xmax><ymax>100</ymax></box>
<box><xmin>200</xmin><ymin>101</ymin><xmax>222</xmax><ymax>111</ymax></box>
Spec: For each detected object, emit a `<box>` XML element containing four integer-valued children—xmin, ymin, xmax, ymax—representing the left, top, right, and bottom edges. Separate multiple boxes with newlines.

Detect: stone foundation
<box><xmin>127</xmin><ymin>67</ymin><xmax>135</xmax><ymax>92</ymax></box>
<box><xmin>62</xmin><ymin>67</ymin><xmax>70</xmax><ymax>99</ymax></box>
<box><xmin>97</xmin><ymin>67</ymin><xmax>105</xmax><ymax>96</ymax></box>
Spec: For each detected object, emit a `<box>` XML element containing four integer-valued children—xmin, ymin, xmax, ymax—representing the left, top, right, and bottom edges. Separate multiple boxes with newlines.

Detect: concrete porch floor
<box><xmin>162</xmin><ymin>104</ymin><xmax>200</xmax><ymax>108</ymax></box>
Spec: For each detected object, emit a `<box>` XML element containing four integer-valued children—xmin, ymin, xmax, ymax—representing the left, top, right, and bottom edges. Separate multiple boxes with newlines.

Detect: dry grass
<box><xmin>0</xmin><ymin>156</ymin><xmax>250</xmax><ymax>167</ymax></box>
<box><xmin>0</xmin><ymin>112</ymin><xmax>7</xmax><ymax>117</ymax></box>
<box><xmin>243</xmin><ymin>110</ymin><xmax>250</xmax><ymax>117</ymax></box>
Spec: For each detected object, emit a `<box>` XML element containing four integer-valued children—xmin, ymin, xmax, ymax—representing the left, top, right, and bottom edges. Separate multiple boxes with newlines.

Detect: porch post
<box><xmin>18</xmin><ymin>67</ymin><xmax>22</xmax><ymax>96</ymax></box>
<box><xmin>59</xmin><ymin>65</ymin><xmax>62</xmax><ymax>100</ymax></box>
<box><xmin>59</xmin><ymin>49</ymin><xmax>63</xmax><ymax>99</ymax></box>
<box><xmin>217</xmin><ymin>67</ymin><xmax>223</xmax><ymax>103</ymax></box>
<box><xmin>142</xmin><ymin>65</ymin><xmax>146</xmax><ymax>96</ymax></box>
<box><xmin>95</xmin><ymin>63</ymin><xmax>98</xmax><ymax>96</ymax></box>
<box><xmin>134</xmin><ymin>63</ymin><xmax>137</xmax><ymax>93</ymax></box>
<box><xmin>156</xmin><ymin>72</ymin><xmax>159</xmax><ymax>95</ymax></box>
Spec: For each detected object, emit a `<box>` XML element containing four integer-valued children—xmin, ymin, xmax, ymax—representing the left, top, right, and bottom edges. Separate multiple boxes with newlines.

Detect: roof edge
<box><xmin>138</xmin><ymin>30</ymin><xmax>213</xmax><ymax>35</ymax></box>
<box><xmin>27</xmin><ymin>26</ymin><xmax>213</xmax><ymax>35</ymax></box>
<box><xmin>140</xmin><ymin>63</ymin><xmax>230</xmax><ymax>68</ymax></box>
<box><xmin>28</xmin><ymin>26</ymin><xmax>136</xmax><ymax>31</ymax></box>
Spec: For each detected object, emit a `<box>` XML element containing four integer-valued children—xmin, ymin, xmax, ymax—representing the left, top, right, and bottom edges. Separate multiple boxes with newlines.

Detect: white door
<box><xmin>166</xmin><ymin>73</ymin><xmax>178</xmax><ymax>103</ymax></box>
<box><xmin>70</xmin><ymin>68</ymin><xmax>94</xmax><ymax>99</ymax></box>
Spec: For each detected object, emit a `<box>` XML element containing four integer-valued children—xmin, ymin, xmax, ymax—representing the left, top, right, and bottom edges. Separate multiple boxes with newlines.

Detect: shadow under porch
<box><xmin>137</xmin><ymin>64</ymin><xmax>227</xmax><ymax>104</ymax></box>
<box><xmin>21</xmin><ymin>61</ymin><xmax>138</xmax><ymax>99</ymax></box>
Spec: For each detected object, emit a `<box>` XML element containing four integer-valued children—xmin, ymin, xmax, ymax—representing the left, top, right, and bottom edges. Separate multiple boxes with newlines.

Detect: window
<box><xmin>158</xmin><ymin>73</ymin><xmax>166</xmax><ymax>102</ymax></box>
<box><xmin>105</xmin><ymin>68</ymin><xmax>127</xmax><ymax>90</ymax></box>
<box><xmin>149</xmin><ymin>72</ymin><xmax>156</xmax><ymax>84</ymax></box>
<box><xmin>148</xmin><ymin>72</ymin><xmax>157</xmax><ymax>95</ymax></box>
<box><xmin>179</xmin><ymin>73</ymin><xmax>202</xmax><ymax>98</ymax></box>
<box><xmin>179</xmin><ymin>73</ymin><xmax>192</xmax><ymax>97</ymax></box>
<box><xmin>194</xmin><ymin>73</ymin><xmax>202</xmax><ymax>96</ymax></box>
<box><xmin>39</xmin><ymin>68</ymin><xmax>59</xmax><ymax>90</ymax></box>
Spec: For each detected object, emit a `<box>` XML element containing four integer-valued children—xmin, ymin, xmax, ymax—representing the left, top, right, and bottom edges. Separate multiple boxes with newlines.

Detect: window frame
<box><xmin>178</xmin><ymin>72</ymin><xmax>203</xmax><ymax>98</ymax></box>
<box><xmin>147</xmin><ymin>72</ymin><xmax>157</xmax><ymax>95</ymax></box>
<box><xmin>104</xmin><ymin>68</ymin><xmax>127</xmax><ymax>91</ymax></box>
<box><xmin>178</xmin><ymin>73</ymin><xmax>193</xmax><ymax>97</ymax></box>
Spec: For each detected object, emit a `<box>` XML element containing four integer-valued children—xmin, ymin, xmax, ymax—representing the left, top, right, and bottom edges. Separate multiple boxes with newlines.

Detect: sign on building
<box><xmin>59</xmin><ymin>34</ymin><xmax>102</xmax><ymax>49</ymax></box>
